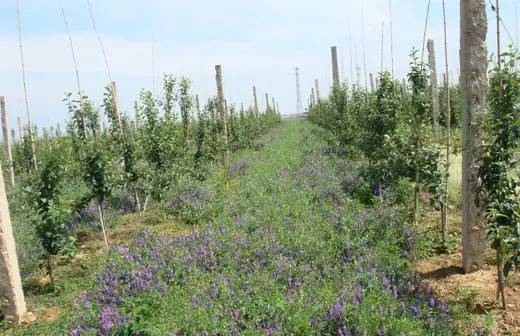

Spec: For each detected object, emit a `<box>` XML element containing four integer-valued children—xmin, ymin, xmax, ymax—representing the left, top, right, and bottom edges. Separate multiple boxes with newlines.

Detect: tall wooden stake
<box><xmin>215</xmin><ymin>65</ymin><xmax>229</xmax><ymax>165</ymax></box>
<box><xmin>1</xmin><ymin>98</ymin><xmax>15</xmax><ymax>188</ymax></box>
<box><xmin>16</xmin><ymin>0</ymin><xmax>37</xmax><ymax>171</ymax></box>
<box><xmin>460</xmin><ymin>0</ymin><xmax>487</xmax><ymax>274</ymax></box>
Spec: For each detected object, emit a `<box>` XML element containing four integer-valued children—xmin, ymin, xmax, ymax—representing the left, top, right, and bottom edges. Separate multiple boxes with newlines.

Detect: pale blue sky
<box><xmin>0</xmin><ymin>0</ymin><xmax>519</xmax><ymax>133</ymax></box>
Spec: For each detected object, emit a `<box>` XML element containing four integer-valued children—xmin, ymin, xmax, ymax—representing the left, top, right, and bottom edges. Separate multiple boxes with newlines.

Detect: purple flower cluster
<box><xmin>228</xmin><ymin>160</ymin><xmax>250</xmax><ymax>176</ymax></box>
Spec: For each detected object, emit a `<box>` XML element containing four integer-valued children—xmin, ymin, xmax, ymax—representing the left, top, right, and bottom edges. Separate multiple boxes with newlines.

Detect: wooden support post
<box><xmin>0</xmin><ymin>98</ymin><xmax>15</xmax><ymax>187</ymax></box>
<box><xmin>265</xmin><ymin>93</ymin><xmax>270</xmax><ymax>113</ymax></box>
<box><xmin>215</xmin><ymin>65</ymin><xmax>229</xmax><ymax>165</ymax></box>
<box><xmin>427</xmin><ymin>39</ymin><xmax>441</xmax><ymax>139</ymax></box>
<box><xmin>370</xmin><ymin>73</ymin><xmax>375</xmax><ymax>93</ymax></box>
<box><xmin>460</xmin><ymin>0</ymin><xmax>488</xmax><ymax>273</ymax></box>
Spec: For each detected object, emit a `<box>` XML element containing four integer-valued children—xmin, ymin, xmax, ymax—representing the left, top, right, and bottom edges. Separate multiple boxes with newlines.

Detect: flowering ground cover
<box><xmin>9</xmin><ymin>121</ymin><xmax>455</xmax><ymax>335</ymax></box>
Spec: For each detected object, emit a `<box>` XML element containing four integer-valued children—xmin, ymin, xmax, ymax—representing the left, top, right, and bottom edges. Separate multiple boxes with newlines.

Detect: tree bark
<box><xmin>427</xmin><ymin>39</ymin><xmax>441</xmax><ymax>139</ymax></box>
<box><xmin>0</xmin><ymin>97</ymin><xmax>15</xmax><ymax>187</ymax></box>
<box><xmin>460</xmin><ymin>0</ymin><xmax>488</xmax><ymax>273</ymax></box>
<box><xmin>215</xmin><ymin>65</ymin><xmax>229</xmax><ymax>165</ymax></box>
<box><xmin>331</xmin><ymin>46</ymin><xmax>340</xmax><ymax>85</ymax></box>
<box><xmin>0</xmin><ymin>159</ymin><xmax>26</xmax><ymax>322</ymax></box>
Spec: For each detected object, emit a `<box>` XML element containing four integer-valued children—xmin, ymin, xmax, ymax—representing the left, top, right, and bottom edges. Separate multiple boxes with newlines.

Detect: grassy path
<box><xmin>9</xmin><ymin>120</ymin><xmax>452</xmax><ymax>335</ymax></box>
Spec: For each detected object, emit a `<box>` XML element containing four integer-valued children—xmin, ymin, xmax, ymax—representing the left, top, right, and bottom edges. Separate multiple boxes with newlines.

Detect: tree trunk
<box><xmin>427</xmin><ymin>39</ymin><xmax>441</xmax><ymax>139</ymax></box>
<box><xmin>0</xmin><ymin>97</ymin><xmax>15</xmax><ymax>188</ymax></box>
<box><xmin>215</xmin><ymin>65</ymin><xmax>229</xmax><ymax>165</ymax></box>
<box><xmin>0</xmin><ymin>159</ymin><xmax>26</xmax><ymax>322</ymax></box>
<box><xmin>331</xmin><ymin>46</ymin><xmax>340</xmax><ymax>85</ymax></box>
<box><xmin>460</xmin><ymin>0</ymin><xmax>488</xmax><ymax>273</ymax></box>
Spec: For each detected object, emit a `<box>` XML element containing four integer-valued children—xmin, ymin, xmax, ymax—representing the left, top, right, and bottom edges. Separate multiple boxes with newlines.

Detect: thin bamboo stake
<box><xmin>97</xmin><ymin>203</ymin><xmax>109</xmax><ymax>249</ymax></box>
<box><xmin>389</xmin><ymin>0</ymin><xmax>395</xmax><ymax>78</ymax></box>
<box><xmin>60</xmin><ymin>4</ymin><xmax>81</xmax><ymax>94</ymax></box>
<box><xmin>61</xmin><ymin>3</ymin><xmax>88</xmax><ymax>140</ymax></box>
<box><xmin>381</xmin><ymin>22</ymin><xmax>385</xmax><ymax>74</ymax></box>
<box><xmin>361</xmin><ymin>0</ymin><xmax>368</xmax><ymax>89</ymax></box>
<box><xmin>86</xmin><ymin>0</ymin><xmax>124</xmax><ymax>137</ymax></box>
<box><xmin>441</xmin><ymin>0</ymin><xmax>451</xmax><ymax>249</ymax></box>
<box><xmin>421</xmin><ymin>0</ymin><xmax>432</xmax><ymax>62</ymax></box>
<box><xmin>16</xmin><ymin>0</ymin><xmax>37</xmax><ymax>170</ymax></box>
<box><xmin>495</xmin><ymin>0</ymin><xmax>506</xmax><ymax>310</ymax></box>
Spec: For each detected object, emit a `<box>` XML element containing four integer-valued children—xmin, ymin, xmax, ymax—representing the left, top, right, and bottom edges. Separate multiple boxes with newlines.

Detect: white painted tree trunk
<box><xmin>0</xmin><ymin>160</ymin><xmax>26</xmax><ymax>322</ymax></box>
<box><xmin>0</xmin><ymin>97</ymin><xmax>15</xmax><ymax>187</ymax></box>
<box><xmin>215</xmin><ymin>65</ymin><xmax>229</xmax><ymax>165</ymax></box>
<box><xmin>427</xmin><ymin>39</ymin><xmax>441</xmax><ymax>139</ymax></box>
<box><xmin>369</xmin><ymin>73</ymin><xmax>375</xmax><ymax>93</ymax></box>
<box><xmin>331</xmin><ymin>46</ymin><xmax>340</xmax><ymax>85</ymax></box>
<box><xmin>460</xmin><ymin>0</ymin><xmax>488</xmax><ymax>273</ymax></box>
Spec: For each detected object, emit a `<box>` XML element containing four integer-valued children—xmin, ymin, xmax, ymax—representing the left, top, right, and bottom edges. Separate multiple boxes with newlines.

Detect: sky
<box><xmin>0</xmin><ymin>0</ymin><xmax>519</xmax><ymax>134</ymax></box>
